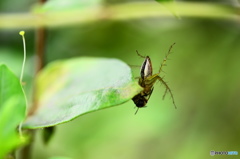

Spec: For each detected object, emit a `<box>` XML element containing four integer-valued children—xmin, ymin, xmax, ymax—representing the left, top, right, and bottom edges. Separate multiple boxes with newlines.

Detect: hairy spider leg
<box><xmin>145</xmin><ymin>87</ymin><xmax>154</xmax><ymax>100</ymax></box>
<box><xmin>135</xmin><ymin>107</ymin><xmax>139</xmax><ymax>115</ymax></box>
<box><xmin>158</xmin><ymin>43</ymin><xmax>176</xmax><ymax>74</ymax></box>
<box><xmin>136</xmin><ymin>50</ymin><xmax>146</xmax><ymax>58</ymax></box>
<box><xmin>144</xmin><ymin>74</ymin><xmax>177</xmax><ymax>109</ymax></box>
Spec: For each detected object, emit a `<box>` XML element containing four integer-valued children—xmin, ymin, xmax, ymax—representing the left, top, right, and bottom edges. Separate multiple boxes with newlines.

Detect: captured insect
<box><xmin>132</xmin><ymin>43</ymin><xmax>177</xmax><ymax>114</ymax></box>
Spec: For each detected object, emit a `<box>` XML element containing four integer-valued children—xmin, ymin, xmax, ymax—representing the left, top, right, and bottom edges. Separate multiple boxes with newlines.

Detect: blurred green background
<box><xmin>1</xmin><ymin>0</ymin><xmax>240</xmax><ymax>159</ymax></box>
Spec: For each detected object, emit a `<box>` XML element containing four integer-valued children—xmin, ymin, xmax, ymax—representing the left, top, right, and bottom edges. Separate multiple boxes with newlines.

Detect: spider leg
<box><xmin>156</xmin><ymin>76</ymin><xmax>177</xmax><ymax>109</ymax></box>
<box><xmin>135</xmin><ymin>107</ymin><xmax>140</xmax><ymax>115</ymax></box>
<box><xmin>158</xmin><ymin>43</ymin><xmax>176</xmax><ymax>74</ymax></box>
<box><xmin>134</xmin><ymin>77</ymin><xmax>140</xmax><ymax>80</ymax></box>
<box><xmin>162</xmin><ymin>87</ymin><xmax>168</xmax><ymax>100</ymax></box>
<box><xmin>146</xmin><ymin>87</ymin><xmax>154</xmax><ymax>100</ymax></box>
<box><xmin>136</xmin><ymin>50</ymin><xmax>146</xmax><ymax>58</ymax></box>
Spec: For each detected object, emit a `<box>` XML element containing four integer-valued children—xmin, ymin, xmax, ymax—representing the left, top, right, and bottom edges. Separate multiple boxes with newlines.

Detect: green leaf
<box><xmin>155</xmin><ymin>0</ymin><xmax>180</xmax><ymax>19</ymax></box>
<box><xmin>23</xmin><ymin>57</ymin><xmax>142</xmax><ymax>129</ymax></box>
<box><xmin>0</xmin><ymin>65</ymin><xmax>26</xmax><ymax>158</ymax></box>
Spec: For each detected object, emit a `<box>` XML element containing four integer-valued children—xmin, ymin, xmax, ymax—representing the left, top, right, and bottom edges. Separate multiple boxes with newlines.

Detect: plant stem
<box><xmin>19</xmin><ymin>31</ymin><xmax>26</xmax><ymax>84</ymax></box>
<box><xmin>19</xmin><ymin>28</ymin><xmax>47</xmax><ymax>159</ymax></box>
<box><xmin>0</xmin><ymin>2</ymin><xmax>238</xmax><ymax>29</ymax></box>
<box><xmin>21</xmin><ymin>27</ymin><xmax>47</xmax><ymax>158</ymax></box>
<box><xmin>36</xmin><ymin>28</ymin><xmax>46</xmax><ymax>75</ymax></box>
<box><xmin>18</xmin><ymin>130</ymin><xmax>35</xmax><ymax>159</ymax></box>
<box><xmin>19</xmin><ymin>1</ymin><xmax>47</xmax><ymax>158</ymax></box>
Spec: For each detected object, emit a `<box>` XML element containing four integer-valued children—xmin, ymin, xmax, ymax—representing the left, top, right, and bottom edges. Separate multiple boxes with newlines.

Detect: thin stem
<box><xmin>18</xmin><ymin>31</ymin><xmax>27</xmax><ymax>138</ymax></box>
<box><xmin>19</xmin><ymin>31</ymin><xmax>26</xmax><ymax>84</ymax></box>
<box><xmin>20</xmin><ymin>28</ymin><xmax>47</xmax><ymax>159</ymax></box>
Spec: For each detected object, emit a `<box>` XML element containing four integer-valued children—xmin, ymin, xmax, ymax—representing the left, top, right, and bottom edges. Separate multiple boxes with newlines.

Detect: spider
<box><xmin>132</xmin><ymin>43</ymin><xmax>177</xmax><ymax>114</ymax></box>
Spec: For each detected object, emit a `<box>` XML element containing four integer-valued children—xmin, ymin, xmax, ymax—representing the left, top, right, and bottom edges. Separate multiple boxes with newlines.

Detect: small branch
<box><xmin>35</xmin><ymin>28</ymin><xmax>46</xmax><ymax>73</ymax></box>
<box><xmin>40</xmin><ymin>0</ymin><xmax>47</xmax><ymax>3</ymax></box>
<box><xmin>36</xmin><ymin>0</ymin><xmax>47</xmax><ymax>71</ymax></box>
<box><xmin>0</xmin><ymin>2</ymin><xmax>239</xmax><ymax>29</ymax></box>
